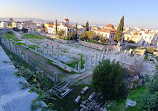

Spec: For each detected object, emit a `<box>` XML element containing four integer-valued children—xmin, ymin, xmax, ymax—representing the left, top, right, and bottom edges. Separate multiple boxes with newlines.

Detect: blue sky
<box><xmin>0</xmin><ymin>0</ymin><xmax>158</xmax><ymax>29</ymax></box>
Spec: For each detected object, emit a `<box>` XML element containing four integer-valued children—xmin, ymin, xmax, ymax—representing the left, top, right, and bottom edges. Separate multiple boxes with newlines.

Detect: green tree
<box><xmin>79</xmin><ymin>31</ymin><xmax>89</xmax><ymax>41</ymax></box>
<box><xmin>57</xmin><ymin>30</ymin><xmax>65</xmax><ymax>37</ymax></box>
<box><xmin>85</xmin><ymin>21</ymin><xmax>89</xmax><ymax>31</ymax></box>
<box><xmin>92</xmin><ymin>59</ymin><xmax>128</xmax><ymax>101</ymax></box>
<box><xmin>75</xmin><ymin>23</ymin><xmax>78</xmax><ymax>39</ymax></box>
<box><xmin>114</xmin><ymin>16</ymin><xmax>124</xmax><ymax>42</ymax></box>
<box><xmin>40</xmin><ymin>24</ymin><xmax>46</xmax><ymax>32</ymax></box>
<box><xmin>55</xmin><ymin>19</ymin><xmax>58</xmax><ymax>35</ymax></box>
<box><xmin>67</xmin><ymin>31</ymin><xmax>74</xmax><ymax>40</ymax></box>
<box><xmin>147</xmin><ymin>46</ymin><xmax>154</xmax><ymax>53</ymax></box>
<box><xmin>9</xmin><ymin>18</ymin><xmax>14</xmax><ymax>27</ymax></box>
<box><xmin>87</xmin><ymin>31</ymin><xmax>96</xmax><ymax>41</ymax></box>
<box><xmin>140</xmin><ymin>75</ymin><xmax>158</xmax><ymax>111</ymax></box>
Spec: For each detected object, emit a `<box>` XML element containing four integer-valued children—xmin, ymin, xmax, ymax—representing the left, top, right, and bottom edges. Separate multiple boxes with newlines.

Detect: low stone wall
<box><xmin>79</xmin><ymin>40</ymin><xmax>114</xmax><ymax>50</ymax></box>
<box><xmin>124</xmin><ymin>42</ymin><xmax>140</xmax><ymax>48</ymax></box>
<box><xmin>54</xmin><ymin>38</ymin><xmax>75</xmax><ymax>44</ymax></box>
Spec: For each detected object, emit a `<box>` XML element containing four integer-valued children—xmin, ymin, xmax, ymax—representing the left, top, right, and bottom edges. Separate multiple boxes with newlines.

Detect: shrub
<box><xmin>92</xmin><ymin>59</ymin><xmax>128</xmax><ymax>101</ymax></box>
<box><xmin>87</xmin><ymin>31</ymin><xmax>96</xmax><ymax>40</ymax></box>
<box><xmin>128</xmin><ymin>40</ymin><xmax>135</xmax><ymax>43</ymax></box>
<box><xmin>13</xmin><ymin>27</ymin><xmax>20</xmax><ymax>32</ymax></box>
<box><xmin>57</xmin><ymin>30</ymin><xmax>65</xmax><ymax>37</ymax></box>
<box><xmin>79</xmin><ymin>31</ymin><xmax>89</xmax><ymax>40</ymax></box>
<box><xmin>21</xmin><ymin>28</ymin><xmax>28</xmax><ymax>33</ymax></box>
<box><xmin>140</xmin><ymin>75</ymin><xmax>158</xmax><ymax>111</ymax></box>
<box><xmin>147</xmin><ymin>46</ymin><xmax>154</xmax><ymax>53</ymax></box>
<box><xmin>7</xmin><ymin>31</ymin><xmax>14</xmax><ymax>34</ymax></box>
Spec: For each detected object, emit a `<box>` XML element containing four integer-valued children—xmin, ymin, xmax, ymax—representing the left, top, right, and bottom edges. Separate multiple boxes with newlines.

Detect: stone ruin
<box><xmin>80</xmin><ymin>42</ymin><xmax>145</xmax><ymax>73</ymax></box>
<box><xmin>1</xmin><ymin>38</ymin><xmax>73</xmax><ymax>99</ymax></box>
<box><xmin>3</xmin><ymin>38</ymin><xmax>145</xmax><ymax>74</ymax></box>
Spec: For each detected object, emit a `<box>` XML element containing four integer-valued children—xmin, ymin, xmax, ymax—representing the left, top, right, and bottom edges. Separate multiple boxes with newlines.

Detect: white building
<box><xmin>47</xmin><ymin>19</ymin><xmax>85</xmax><ymax>36</ymax></box>
<box><xmin>77</xmin><ymin>25</ymin><xmax>85</xmax><ymax>35</ymax></box>
<box><xmin>92</xmin><ymin>24</ymin><xmax>120</xmax><ymax>44</ymax></box>
<box><xmin>0</xmin><ymin>21</ymin><xmax>4</xmax><ymax>28</ymax></box>
<box><xmin>0</xmin><ymin>21</ymin><xmax>9</xmax><ymax>28</ymax></box>
<box><xmin>12</xmin><ymin>22</ymin><xmax>16</xmax><ymax>28</ymax></box>
<box><xmin>16</xmin><ymin>22</ymin><xmax>23</xmax><ymax>29</ymax></box>
<box><xmin>23</xmin><ymin>20</ymin><xmax>37</xmax><ymax>32</ymax></box>
<box><xmin>136</xmin><ymin>30</ymin><xmax>158</xmax><ymax>47</ymax></box>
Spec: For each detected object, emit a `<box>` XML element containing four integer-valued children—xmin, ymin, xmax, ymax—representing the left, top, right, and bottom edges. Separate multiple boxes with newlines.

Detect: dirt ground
<box><xmin>14</xmin><ymin>44</ymin><xmax>69</xmax><ymax>78</ymax></box>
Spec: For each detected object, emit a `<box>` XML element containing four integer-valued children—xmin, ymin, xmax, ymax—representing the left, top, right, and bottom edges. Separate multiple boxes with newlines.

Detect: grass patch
<box><xmin>116</xmin><ymin>86</ymin><xmax>147</xmax><ymax>111</ymax></box>
<box><xmin>28</xmin><ymin>44</ymin><xmax>39</xmax><ymax>50</ymax></box>
<box><xmin>5</xmin><ymin>33</ymin><xmax>21</xmax><ymax>41</ymax></box>
<box><xmin>66</xmin><ymin>60</ymin><xmax>79</xmax><ymax>68</ymax></box>
<box><xmin>15</xmin><ymin>42</ymin><xmax>26</xmax><ymax>46</ymax></box>
<box><xmin>145</xmin><ymin>53</ymin><xmax>148</xmax><ymax>60</ymax></box>
<box><xmin>65</xmin><ymin>54</ymin><xmax>85</xmax><ymax>69</ymax></box>
<box><xmin>22</xmin><ymin>34</ymin><xmax>44</xmax><ymax>39</ymax></box>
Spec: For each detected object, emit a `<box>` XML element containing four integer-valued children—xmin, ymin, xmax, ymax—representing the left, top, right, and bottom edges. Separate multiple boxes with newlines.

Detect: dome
<box><xmin>105</xmin><ymin>24</ymin><xmax>115</xmax><ymax>30</ymax></box>
<box><xmin>64</xmin><ymin>19</ymin><xmax>69</xmax><ymax>21</ymax></box>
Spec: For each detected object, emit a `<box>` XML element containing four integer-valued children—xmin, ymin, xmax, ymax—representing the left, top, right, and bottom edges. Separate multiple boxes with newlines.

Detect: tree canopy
<box><xmin>9</xmin><ymin>18</ymin><xmax>14</xmax><ymax>27</ymax></box>
<box><xmin>85</xmin><ymin>21</ymin><xmax>89</xmax><ymax>31</ymax></box>
<box><xmin>140</xmin><ymin>75</ymin><xmax>158</xmax><ymax>111</ymax></box>
<box><xmin>55</xmin><ymin>19</ymin><xmax>58</xmax><ymax>35</ymax></box>
<box><xmin>75</xmin><ymin>23</ymin><xmax>78</xmax><ymax>38</ymax></box>
<box><xmin>147</xmin><ymin>46</ymin><xmax>154</xmax><ymax>54</ymax></box>
<box><xmin>114</xmin><ymin>16</ymin><xmax>124</xmax><ymax>42</ymax></box>
<box><xmin>92</xmin><ymin>59</ymin><xmax>128</xmax><ymax>101</ymax></box>
<box><xmin>57</xmin><ymin>30</ymin><xmax>65</xmax><ymax>37</ymax></box>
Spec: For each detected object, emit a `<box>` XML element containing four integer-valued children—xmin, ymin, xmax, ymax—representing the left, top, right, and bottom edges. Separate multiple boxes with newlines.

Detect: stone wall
<box><xmin>79</xmin><ymin>40</ymin><xmax>114</xmax><ymax>51</ymax></box>
<box><xmin>54</xmin><ymin>38</ymin><xmax>75</xmax><ymax>44</ymax></box>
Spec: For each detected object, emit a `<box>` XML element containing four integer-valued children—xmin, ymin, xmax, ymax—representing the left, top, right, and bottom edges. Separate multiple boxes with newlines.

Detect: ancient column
<box><xmin>42</xmin><ymin>45</ymin><xmax>44</xmax><ymax>56</ymax></box>
<box><xmin>90</xmin><ymin>56</ymin><xmax>93</xmax><ymax>69</ymax></box>
<box><xmin>78</xmin><ymin>62</ymin><xmax>81</xmax><ymax>72</ymax></box>
<box><xmin>84</xmin><ymin>55</ymin><xmax>87</xmax><ymax>70</ymax></box>
<box><xmin>26</xmin><ymin>40</ymin><xmax>28</xmax><ymax>48</ymax></box>
<box><xmin>10</xmin><ymin>41</ymin><xmax>13</xmax><ymax>51</ymax></box>
<box><xmin>54</xmin><ymin>72</ymin><xmax>58</xmax><ymax>83</ymax></box>
<box><xmin>35</xmin><ymin>47</ymin><xmax>37</xmax><ymax>53</ymax></box>
<box><xmin>18</xmin><ymin>48</ymin><xmax>21</xmax><ymax>57</ymax></box>
<box><xmin>95</xmin><ymin>53</ymin><xmax>98</xmax><ymax>66</ymax></box>
<box><xmin>57</xmin><ymin>46</ymin><xmax>59</xmax><ymax>62</ymax></box>
<box><xmin>102</xmin><ymin>48</ymin><xmax>106</xmax><ymax>56</ymax></box>
<box><xmin>51</xmin><ymin>45</ymin><xmax>54</xmax><ymax>60</ymax></box>
<box><xmin>24</xmin><ymin>54</ymin><xmax>28</xmax><ymax>63</ymax></box>
<box><xmin>38</xmin><ymin>48</ymin><xmax>40</xmax><ymax>54</ymax></box>
<box><xmin>47</xmin><ymin>44</ymin><xmax>49</xmax><ymax>57</ymax></box>
<box><xmin>16</xmin><ymin>49</ymin><xmax>19</xmax><ymax>55</ymax></box>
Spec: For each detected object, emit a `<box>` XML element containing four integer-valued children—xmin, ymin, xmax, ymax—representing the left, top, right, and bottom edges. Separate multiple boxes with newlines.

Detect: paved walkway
<box><xmin>0</xmin><ymin>46</ymin><xmax>46</xmax><ymax>111</ymax></box>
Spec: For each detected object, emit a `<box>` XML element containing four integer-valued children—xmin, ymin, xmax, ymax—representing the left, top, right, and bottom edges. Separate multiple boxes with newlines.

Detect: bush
<box><xmin>79</xmin><ymin>31</ymin><xmax>89</xmax><ymax>40</ymax></box>
<box><xmin>140</xmin><ymin>75</ymin><xmax>158</xmax><ymax>111</ymax></box>
<box><xmin>87</xmin><ymin>31</ymin><xmax>96</xmax><ymax>40</ymax></box>
<box><xmin>7</xmin><ymin>31</ymin><xmax>14</xmax><ymax>34</ymax></box>
<box><xmin>57</xmin><ymin>30</ymin><xmax>65</xmax><ymax>37</ymax></box>
<box><xmin>92</xmin><ymin>59</ymin><xmax>128</xmax><ymax>101</ymax></box>
<box><xmin>128</xmin><ymin>40</ymin><xmax>135</xmax><ymax>43</ymax></box>
<box><xmin>13</xmin><ymin>27</ymin><xmax>20</xmax><ymax>32</ymax></box>
<box><xmin>21</xmin><ymin>28</ymin><xmax>28</xmax><ymax>33</ymax></box>
<box><xmin>67</xmin><ymin>32</ymin><xmax>75</xmax><ymax>40</ymax></box>
<box><xmin>147</xmin><ymin>46</ymin><xmax>154</xmax><ymax>53</ymax></box>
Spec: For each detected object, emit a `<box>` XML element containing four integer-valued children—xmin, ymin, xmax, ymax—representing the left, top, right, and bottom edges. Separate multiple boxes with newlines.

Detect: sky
<box><xmin>0</xmin><ymin>0</ymin><xmax>158</xmax><ymax>29</ymax></box>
